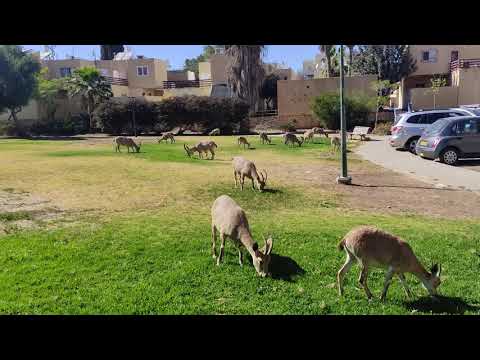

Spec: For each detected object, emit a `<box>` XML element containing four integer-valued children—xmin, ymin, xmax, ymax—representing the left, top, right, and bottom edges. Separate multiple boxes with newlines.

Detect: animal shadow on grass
<box><xmin>404</xmin><ymin>295</ymin><xmax>480</xmax><ymax>315</ymax></box>
<box><xmin>269</xmin><ymin>254</ymin><xmax>306</xmax><ymax>282</ymax></box>
<box><xmin>262</xmin><ymin>188</ymin><xmax>282</xmax><ymax>194</ymax></box>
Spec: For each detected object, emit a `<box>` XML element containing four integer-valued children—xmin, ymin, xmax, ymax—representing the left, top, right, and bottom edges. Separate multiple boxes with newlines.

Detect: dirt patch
<box><xmin>0</xmin><ymin>189</ymin><xmax>64</xmax><ymax>234</ymax></box>
<box><xmin>270</xmin><ymin>161</ymin><xmax>480</xmax><ymax>219</ymax></box>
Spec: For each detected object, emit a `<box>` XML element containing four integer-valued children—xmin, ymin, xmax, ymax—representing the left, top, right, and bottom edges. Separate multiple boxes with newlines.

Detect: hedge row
<box><xmin>94</xmin><ymin>96</ymin><xmax>250</xmax><ymax>135</ymax></box>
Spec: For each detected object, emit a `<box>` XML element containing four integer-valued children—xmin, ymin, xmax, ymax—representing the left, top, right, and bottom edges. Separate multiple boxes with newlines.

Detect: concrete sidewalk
<box><xmin>355</xmin><ymin>136</ymin><xmax>480</xmax><ymax>192</ymax></box>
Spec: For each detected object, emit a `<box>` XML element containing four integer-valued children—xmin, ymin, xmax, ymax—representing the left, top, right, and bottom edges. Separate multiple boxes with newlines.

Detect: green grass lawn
<box><xmin>0</xmin><ymin>136</ymin><xmax>479</xmax><ymax>314</ymax></box>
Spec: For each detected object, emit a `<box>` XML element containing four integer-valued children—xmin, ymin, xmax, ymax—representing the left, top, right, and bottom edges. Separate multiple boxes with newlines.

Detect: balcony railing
<box><xmin>450</xmin><ymin>58</ymin><xmax>480</xmax><ymax>71</ymax></box>
<box><xmin>103</xmin><ymin>76</ymin><xmax>128</xmax><ymax>86</ymax></box>
<box><xmin>162</xmin><ymin>79</ymin><xmax>212</xmax><ymax>89</ymax></box>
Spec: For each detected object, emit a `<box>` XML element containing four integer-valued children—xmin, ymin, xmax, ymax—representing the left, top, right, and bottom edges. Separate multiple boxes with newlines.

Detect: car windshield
<box><xmin>471</xmin><ymin>109</ymin><xmax>480</xmax><ymax>116</ymax></box>
<box><xmin>423</xmin><ymin>118</ymin><xmax>449</xmax><ymax>135</ymax></box>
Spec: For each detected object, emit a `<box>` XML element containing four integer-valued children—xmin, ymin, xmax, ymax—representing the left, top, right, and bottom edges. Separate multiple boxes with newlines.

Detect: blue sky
<box><xmin>22</xmin><ymin>45</ymin><xmax>319</xmax><ymax>71</ymax></box>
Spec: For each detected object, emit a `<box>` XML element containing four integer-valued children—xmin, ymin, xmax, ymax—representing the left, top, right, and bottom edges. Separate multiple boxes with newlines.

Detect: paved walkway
<box><xmin>355</xmin><ymin>136</ymin><xmax>480</xmax><ymax>192</ymax></box>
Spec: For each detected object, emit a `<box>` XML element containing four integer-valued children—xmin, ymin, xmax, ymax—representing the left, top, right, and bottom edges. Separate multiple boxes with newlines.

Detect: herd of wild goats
<box><xmin>111</xmin><ymin>127</ymin><xmax>442</xmax><ymax>302</ymax></box>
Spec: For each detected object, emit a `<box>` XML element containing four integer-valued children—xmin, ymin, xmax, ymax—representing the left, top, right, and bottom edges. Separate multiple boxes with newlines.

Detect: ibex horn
<box><xmin>262</xmin><ymin>170</ymin><xmax>268</xmax><ymax>183</ymax></box>
<box><xmin>184</xmin><ymin>144</ymin><xmax>191</xmax><ymax>157</ymax></box>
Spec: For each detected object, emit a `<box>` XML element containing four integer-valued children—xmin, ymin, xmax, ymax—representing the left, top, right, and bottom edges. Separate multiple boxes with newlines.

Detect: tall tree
<box><xmin>64</xmin><ymin>67</ymin><xmax>113</xmax><ymax>131</ymax></box>
<box><xmin>352</xmin><ymin>45</ymin><xmax>417</xmax><ymax>83</ymax></box>
<box><xmin>225</xmin><ymin>45</ymin><xmax>266</xmax><ymax>113</ymax></box>
<box><xmin>319</xmin><ymin>45</ymin><xmax>334</xmax><ymax>77</ymax></box>
<box><xmin>100</xmin><ymin>45</ymin><xmax>124</xmax><ymax>60</ymax></box>
<box><xmin>35</xmin><ymin>68</ymin><xmax>66</xmax><ymax>121</ymax></box>
<box><xmin>183</xmin><ymin>45</ymin><xmax>216</xmax><ymax>77</ymax></box>
<box><xmin>0</xmin><ymin>45</ymin><xmax>41</xmax><ymax>130</ymax></box>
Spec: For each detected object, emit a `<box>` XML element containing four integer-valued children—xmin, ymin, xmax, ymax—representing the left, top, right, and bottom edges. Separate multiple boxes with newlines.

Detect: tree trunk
<box><xmin>326</xmin><ymin>54</ymin><xmax>332</xmax><ymax>78</ymax></box>
<box><xmin>349</xmin><ymin>51</ymin><xmax>353</xmax><ymax>76</ymax></box>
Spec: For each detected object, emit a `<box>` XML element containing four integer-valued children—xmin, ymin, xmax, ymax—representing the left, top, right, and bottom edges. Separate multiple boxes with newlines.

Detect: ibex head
<box><xmin>257</xmin><ymin>169</ymin><xmax>268</xmax><ymax>192</ymax></box>
<box><xmin>135</xmin><ymin>141</ymin><xmax>142</xmax><ymax>153</ymax></box>
<box><xmin>423</xmin><ymin>263</ymin><xmax>442</xmax><ymax>296</ymax></box>
<box><xmin>184</xmin><ymin>144</ymin><xmax>193</xmax><ymax>157</ymax></box>
<box><xmin>252</xmin><ymin>236</ymin><xmax>274</xmax><ymax>277</ymax></box>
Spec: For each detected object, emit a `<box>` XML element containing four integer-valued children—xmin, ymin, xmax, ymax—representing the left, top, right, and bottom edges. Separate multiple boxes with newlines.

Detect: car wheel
<box><xmin>406</xmin><ymin>138</ymin><xmax>419</xmax><ymax>154</ymax></box>
<box><xmin>440</xmin><ymin>148</ymin><xmax>459</xmax><ymax>166</ymax></box>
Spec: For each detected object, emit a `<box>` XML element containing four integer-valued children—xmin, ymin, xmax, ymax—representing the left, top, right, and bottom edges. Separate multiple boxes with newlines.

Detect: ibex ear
<box><xmin>431</xmin><ymin>263</ymin><xmax>439</xmax><ymax>275</ymax></box>
<box><xmin>252</xmin><ymin>242</ymin><xmax>259</xmax><ymax>252</ymax></box>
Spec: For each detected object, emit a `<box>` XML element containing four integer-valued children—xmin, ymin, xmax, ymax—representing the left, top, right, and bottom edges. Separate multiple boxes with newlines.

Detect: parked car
<box><xmin>389</xmin><ymin>108</ymin><xmax>480</xmax><ymax>154</ymax></box>
<box><xmin>416</xmin><ymin>116</ymin><xmax>480</xmax><ymax>165</ymax></box>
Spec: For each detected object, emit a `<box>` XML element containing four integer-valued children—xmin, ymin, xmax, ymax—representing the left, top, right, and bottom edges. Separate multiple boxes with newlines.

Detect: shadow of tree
<box><xmin>269</xmin><ymin>253</ymin><xmax>306</xmax><ymax>282</ymax></box>
<box><xmin>404</xmin><ymin>295</ymin><xmax>480</xmax><ymax>315</ymax></box>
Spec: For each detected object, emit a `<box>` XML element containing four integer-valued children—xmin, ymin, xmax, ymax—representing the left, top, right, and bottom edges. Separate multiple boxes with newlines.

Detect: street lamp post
<box><xmin>336</xmin><ymin>45</ymin><xmax>352</xmax><ymax>185</ymax></box>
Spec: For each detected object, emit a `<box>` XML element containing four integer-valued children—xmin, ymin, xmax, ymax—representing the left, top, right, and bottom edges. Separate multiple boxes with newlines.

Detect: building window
<box><xmin>137</xmin><ymin>66</ymin><xmax>149</xmax><ymax>76</ymax></box>
<box><xmin>421</xmin><ymin>49</ymin><xmax>438</xmax><ymax>63</ymax></box>
<box><xmin>59</xmin><ymin>67</ymin><xmax>72</xmax><ymax>77</ymax></box>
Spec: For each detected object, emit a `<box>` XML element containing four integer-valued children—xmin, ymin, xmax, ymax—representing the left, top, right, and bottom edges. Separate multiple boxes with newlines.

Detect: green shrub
<box><xmin>311</xmin><ymin>92</ymin><xmax>374</xmax><ymax>130</ymax></box>
<box><xmin>29</xmin><ymin>114</ymin><xmax>89</xmax><ymax>136</ymax></box>
<box><xmin>93</xmin><ymin>98</ymin><xmax>159</xmax><ymax>135</ymax></box>
<box><xmin>94</xmin><ymin>96</ymin><xmax>250</xmax><ymax>135</ymax></box>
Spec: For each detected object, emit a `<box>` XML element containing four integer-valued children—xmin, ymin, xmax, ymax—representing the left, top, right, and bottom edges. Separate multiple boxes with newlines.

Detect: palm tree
<box><xmin>225</xmin><ymin>45</ymin><xmax>266</xmax><ymax>113</ymax></box>
<box><xmin>65</xmin><ymin>67</ymin><xmax>113</xmax><ymax>131</ymax></box>
<box><xmin>319</xmin><ymin>45</ymin><xmax>334</xmax><ymax>77</ymax></box>
<box><xmin>347</xmin><ymin>45</ymin><xmax>355</xmax><ymax>76</ymax></box>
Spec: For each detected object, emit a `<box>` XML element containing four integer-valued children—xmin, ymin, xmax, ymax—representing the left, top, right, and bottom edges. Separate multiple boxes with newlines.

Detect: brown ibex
<box><xmin>312</xmin><ymin>127</ymin><xmax>329</xmax><ymax>138</ymax></box>
<box><xmin>211</xmin><ymin>195</ymin><xmax>273</xmax><ymax>277</ymax></box>
<box><xmin>259</xmin><ymin>132</ymin><xmax>271</xmax><ymax>144</ymax></box>
<box><xmin>232</xmin><ymin>156</ymin><xmax>268</xmax><ymax>192</ymax></box>
<box><xmin>237</xmin><ymin>136</ymin><xmax>251</xmax><ymax>149</ymax></box>
<box><xmin>284</xmin><ymin>133</ymin><xmax>304</xmax><ymax>147</ymax></box>
<box><xmin>337</xmin><ymin>226</ymin><xmax>442</xmax><ymax>302</ymax></box>
<box><xmin>331</xmin><ymin>136</ymin><xmax>340</xmax><ymax>152</ymax></box>
<box><xmin>184</xmin><ymin>141</ymin><xmax>218</xmax><ymax>160</ymax></box>
<box><xmin>303</xmin><ymin>129</ymin><xmax>315</xmax><ymax>143</ymax></box>
<box><xmin>158</xmin><ymin>132</ymin><xmax>175</xmax><ymax>144</ymax></box>
<box><xmin>113</xmin><ymin>137</ymin><xmax>142</xmax><ymax>153</ymax></box>
<box><xmin>209</xmin><ymin>128</ymin><xmax>221</xmax><ymax>136</ymax></box>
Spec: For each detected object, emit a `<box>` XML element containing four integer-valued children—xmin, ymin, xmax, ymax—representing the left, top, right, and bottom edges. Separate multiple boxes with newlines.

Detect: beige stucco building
<box><xmin>393</xmin><ymin>45</ymin><xmax>480</xmax><ymax>110</ymax></box>
<box><xmin>272</xmin><ymin>75</ymin><xmax>377</xmax><ymax>128</ymax></box>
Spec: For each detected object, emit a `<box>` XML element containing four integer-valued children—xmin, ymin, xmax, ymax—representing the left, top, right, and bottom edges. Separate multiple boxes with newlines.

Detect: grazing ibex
<box><xmin>211</xmin><ymin>195</ymin><xmax>273</xmax><ymax>277</ymax></box>
<box><xmin>184</xmin><ymin>141</ymin><xmax>217</xmax><ymax>160</ymax></box>
<box><xmin>158</xmin><ymin>132</ymin><xmax>175</xmax><ymax>144</ymax></box>
<box><xmin>284</xmin><ymin>133</ymin><xmax>304</xmax><ymax>147</ymax></box>
<box><xmin>232</xmin><ymin>156</ymin><xmax>268</xmax><ymax>192</ymax></box>
<box><xmin>237</xmin><ymin>136</ymin><xmax>251</xmax><ymax>149</ymax></box>
<box><xmin>259</xmin><ymin>131</ymin><xmax>271</xmax><ymax>144</ymax></box>
<box><xmin>113</xmin><ymin>137</ymin><xmax>142</xmax><ymax>153</ymax></box>
<box><xmin>331</xmin><ymin>137</ymin><xmax>340</xmax><ymax>152</ymax></box>
<box><xmin>312</xmin><ymin>127</ymin><xmax>329</xmax><ymax>138</ymax></box>
<box><xmin>303</xmin><ymin>129</ymin><xmax>315</xmax><ymax>143</ymax></box>
<box><xmin>337</xmin><ymin>226</ymin><xmax>442</xmax><ymax>302</ymax></box>
<box><xmin>209</xmin><ymin>128</ymin><xmax>221</xmax><ymax>136</ymax></box>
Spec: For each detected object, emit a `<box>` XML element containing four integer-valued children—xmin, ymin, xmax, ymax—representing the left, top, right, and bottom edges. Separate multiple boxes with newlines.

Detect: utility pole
<box><xmin>336</xmin><ymin>45</ymin><xmax>352</xmax><ymax>185</ymax></box>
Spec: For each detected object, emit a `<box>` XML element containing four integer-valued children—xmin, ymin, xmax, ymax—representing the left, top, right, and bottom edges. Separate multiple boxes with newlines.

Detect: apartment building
<box><xmin>394</xmin><ymin>45</ymin><xmax>480</xmax><ymax>109</ymax></box>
